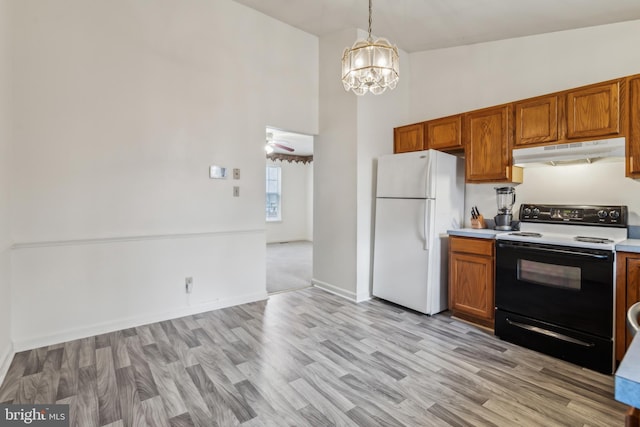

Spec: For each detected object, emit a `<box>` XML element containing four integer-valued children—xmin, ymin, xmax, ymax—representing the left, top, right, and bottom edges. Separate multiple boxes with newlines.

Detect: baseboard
<box><xmin>0</xmin><ymin>341</ymin><xmax>14</xmax><ymax>386</ymax></box>
<box><xmin>311</xmin><ymin>279</ymin><xmax>358</xmax><ymax>302</ymax></box>
<box><xmin>355</xmin><ymin>292</ymin><xmax>372</xmax><ymax>303</ymax></box>
<box><xmin>13</xmin><ymin>291</ymin><xmax>268</xmax><ymax>352</ymax></box>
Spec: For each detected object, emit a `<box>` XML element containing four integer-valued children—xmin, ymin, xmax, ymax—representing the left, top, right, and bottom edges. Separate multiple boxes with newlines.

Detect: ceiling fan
<box><xmin>265</xmin><ymin>131</ymin><xmax>295</xmax><ymax>153</ymax></box>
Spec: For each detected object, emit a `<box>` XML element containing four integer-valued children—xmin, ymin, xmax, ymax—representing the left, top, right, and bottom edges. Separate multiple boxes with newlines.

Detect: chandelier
<box><xmin>341</xmin><ymin>0</ymin><xmax>399</xmax><ymax>96</ymax></box>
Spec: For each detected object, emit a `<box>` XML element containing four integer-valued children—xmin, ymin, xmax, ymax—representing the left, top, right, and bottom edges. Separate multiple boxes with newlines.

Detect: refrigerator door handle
<box><xmin>424</xmin><ymin>152</ymin><xmax>434</xmax><ymax>198</ymax></box>
<box><xmin>424</xmin><ymin>199</ymin><xmax>433</xmax><ymax>251</ymax></box>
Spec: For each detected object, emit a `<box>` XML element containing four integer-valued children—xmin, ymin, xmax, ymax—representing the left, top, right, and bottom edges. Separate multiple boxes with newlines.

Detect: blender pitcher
<box><xmin>494</xmin><ymin>186</ymin><xmax>516</xmax><ymax>230</ymax></box>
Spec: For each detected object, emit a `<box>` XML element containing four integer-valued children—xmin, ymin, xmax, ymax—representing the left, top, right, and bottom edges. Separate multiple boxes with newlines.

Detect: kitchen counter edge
<box><xmin>447</xmin><ymin>228</ymin><xmax>504</xmax><ymax>239</ymax></box>
<box><xmin>616</xmin><ymin>333</ymin><xmax>640</xmax><ymax>409</ymax></box>
<box><xmin>616</xmin><ymin>239</ymin><xmax>640</xmax><ymax>253</ymax></box>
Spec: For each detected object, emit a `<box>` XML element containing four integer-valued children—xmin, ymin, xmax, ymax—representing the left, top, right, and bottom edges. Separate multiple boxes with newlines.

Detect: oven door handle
<box><xmin>497</xmin><ymin>243</ymin><xmax>609</xmax><ymax>260</ymax></box>
<box><xmin>506</xmin><ymin>318</ymin><xmax>595</xmax><ymax>347</ymax></box>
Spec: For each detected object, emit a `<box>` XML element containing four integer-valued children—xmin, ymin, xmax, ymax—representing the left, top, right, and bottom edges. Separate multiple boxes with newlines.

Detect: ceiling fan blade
<box><xmin>272</xmin><ymin>142</ymin><xmax>295</xmax><ymax>152</ymax></box>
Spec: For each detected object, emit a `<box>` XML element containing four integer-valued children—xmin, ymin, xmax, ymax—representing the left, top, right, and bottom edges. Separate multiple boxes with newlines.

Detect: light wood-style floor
<box><xmin>0</xmin><ymin>287</ymin><xmax>627</xmax><ymax>426</ymax></box>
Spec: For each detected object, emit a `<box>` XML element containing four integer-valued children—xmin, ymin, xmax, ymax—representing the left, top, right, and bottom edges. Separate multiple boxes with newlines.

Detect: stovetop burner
<box><xmin>509</xmin><ymin>232</ymin><xmax>542</xmax><ymax>237</ymax></box>
<box><xmin>495</xmin><ymin>203</ymin><xmax>627</xmax><ymax>250</ymax></box>
<box><xmin>574</xmin><ymin>236</ymin><xmax>614</xmax><ymax>244</ymax></box>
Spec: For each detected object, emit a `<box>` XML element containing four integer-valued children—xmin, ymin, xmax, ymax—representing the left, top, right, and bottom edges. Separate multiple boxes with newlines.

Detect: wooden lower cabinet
<box><xmin>616</xmin><ymin>251</ymin><xmax>640</xmax><ymax>362</ymax></box>
<box><xmin>449</xmin><ymin>236</ymin><xmax>495</xmax><ymax>328</ymax></box>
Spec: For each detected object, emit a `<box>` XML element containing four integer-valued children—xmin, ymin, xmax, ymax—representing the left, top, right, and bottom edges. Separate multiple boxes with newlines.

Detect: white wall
<box><xmin>314</xmin><ymin>29</ymin><xmax>359</xmax><ymax>299</ymax></box>
<box><xmin>408</xmin><ymin>20</ymin><xmax>640</xmax><ymax>123</ymax></box>
<box><xmin>11</xmin><ymin>232</ymin><xmax>265</xmax><ymax>350</ymax></box>
<box><xmin>465</xmin><ymin>161</ymin><xmax>640</xmax><ymax>227</ymax></box>
<box><xmin>314</xmin><ymin>28</ymin><xmax>410</xmax><ymax>301</ymax></box>
<box><xmin>408</xmin><ymin>20</ymin><xmax>640</xmax><ymax>224</ymax></box>
<box><xmin>266</xmin><ymin>159</ymin><xmax>313</xmax><ymax>243</ymax></box>
<box><xmin>0</xmin><ymin>0</ymin><xmax>13</xmax><ymax>381</ymax></box>
<box><xmin>306</xmin><ymin>161</ymin><xmax>314</xmax><ymax>242</ymax></box>
<box><xmin>9</xmin><ymin>0</ymin><xmax>318</xmax><ymax>349</ymax></box>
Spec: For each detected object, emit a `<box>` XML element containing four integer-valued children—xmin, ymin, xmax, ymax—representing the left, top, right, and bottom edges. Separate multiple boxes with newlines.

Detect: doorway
<box><xmin>264</xmin><ymin>127</ymin><xmax>314</xmax><ymax>294</ymax></box>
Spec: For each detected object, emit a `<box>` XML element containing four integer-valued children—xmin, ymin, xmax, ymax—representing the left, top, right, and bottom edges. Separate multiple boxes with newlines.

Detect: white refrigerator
<box><xmin>372</xmin><ymin>149</ymin><xmax>465</xmax><ymax>315</ymax></box>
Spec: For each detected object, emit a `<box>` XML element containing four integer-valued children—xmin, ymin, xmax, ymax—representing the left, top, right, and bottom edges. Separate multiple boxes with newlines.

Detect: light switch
<box><xmin>233</xmin><ymin>186</ymin><xmax>239</xmax><ymax>197</ymax></box>
<box><xmin>233</xmin><ymin>168</ymin><xmax>240</xmax><ymax>179</ymax></box>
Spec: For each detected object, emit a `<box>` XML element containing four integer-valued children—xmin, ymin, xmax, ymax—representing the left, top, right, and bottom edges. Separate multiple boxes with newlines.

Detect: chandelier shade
<box><xmin>341</xmin><ymin>0</ymin><xmax>399</xmax><ymax>96</ymax></box>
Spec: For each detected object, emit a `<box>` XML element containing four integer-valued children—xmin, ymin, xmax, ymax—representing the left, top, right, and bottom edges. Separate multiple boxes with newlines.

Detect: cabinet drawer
<box><xmin>450</xmin><ymin>236</ymin><xmax>494</xmax><ymax>256</ymax></box>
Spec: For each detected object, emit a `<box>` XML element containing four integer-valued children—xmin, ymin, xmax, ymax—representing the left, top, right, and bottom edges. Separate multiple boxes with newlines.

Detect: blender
<box><xmin>494</xmin><ymin>186</ymin><xmax>516</xmax><ymax>230</ymax></box>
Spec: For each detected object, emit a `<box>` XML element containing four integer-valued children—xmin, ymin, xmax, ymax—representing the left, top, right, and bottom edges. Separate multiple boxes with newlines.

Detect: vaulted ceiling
<box><xmin>233</xmin><ymin>0</ymin><xmax>640</xmax><ymax>53</ymax></box>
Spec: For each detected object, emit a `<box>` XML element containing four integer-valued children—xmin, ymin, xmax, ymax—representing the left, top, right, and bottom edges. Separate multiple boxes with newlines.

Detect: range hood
<box><xmin>513</xmin><ymin>137</ymin><xmax>625</xmax><ymax>166</ymax></box>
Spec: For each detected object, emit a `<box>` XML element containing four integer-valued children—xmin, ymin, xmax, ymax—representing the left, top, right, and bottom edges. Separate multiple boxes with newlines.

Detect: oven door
<box><xmin>495</xmin><ymin>240</ymin><xmax>613</xmax><ymax>338</ymax></box>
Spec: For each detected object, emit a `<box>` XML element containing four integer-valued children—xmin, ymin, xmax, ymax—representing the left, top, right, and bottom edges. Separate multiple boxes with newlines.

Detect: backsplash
<box><xmin>464</xmin><ymin>159</ymin><xmax>640</xmax><ymax>228</ymax></box>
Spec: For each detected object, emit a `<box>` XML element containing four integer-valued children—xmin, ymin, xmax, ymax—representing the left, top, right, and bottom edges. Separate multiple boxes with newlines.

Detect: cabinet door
<box><xmin>627</xmin><ymin>76</ymin><xmax>640</xmax><ymax>177</ymax></box>
<box><xmin>394</xmin><ymin>123</ymin><xmax>424</xmax><ymax>153</ymax></box>
<box><xmin>514</xmin><ymin>95</ymin><xmax>559</xmax><ymax>146</ymax></box>
<box><xmin>616</xmin><ymin>253</ymin><xmax>640</xmax><ymax>361</ymax></box>
<box><xmin>566</xmin><ymin>81</ymin><xmax>620</xmax><ymax>139</ymax></box>
<box><xmin>449</xmin><ymin>252</ymin><xmax>494</xmax><ymax>324</ymax></box>
<box><xmin>425</xmin><ymin>115</ymin><xmax>463</xmax><ymax>151</ymax></box>
<box><xmin>464</xmin><ymin>105</ymin><xmax>513</xmax><ymax>182</ymax></box>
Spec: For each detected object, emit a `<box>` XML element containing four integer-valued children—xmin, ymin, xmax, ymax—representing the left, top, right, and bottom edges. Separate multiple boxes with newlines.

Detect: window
<box><xmin>266</xmin><ymin>166</ymin><xmax>281</xmax><ymax>221</ymax></box>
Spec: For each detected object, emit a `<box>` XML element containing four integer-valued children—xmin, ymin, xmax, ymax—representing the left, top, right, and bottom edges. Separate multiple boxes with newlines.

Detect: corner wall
<box><xmin>314</xmin><ymin>29</ymin><xmax>410</xmax><ymax>301</ymax></box>
<box><xmin>0</xmin><ymin>0</ymin><xmax>13</xmax><ymax>382</ymax></box>
<box><xmin>9</xmin><ymin>0</ymin><xmax>318</xmax><ymax>350</ymax></box>
<box><xmin>313</xmin><ymin>29</ymin><xmax>359</xmax><ymax>299</ymax></box>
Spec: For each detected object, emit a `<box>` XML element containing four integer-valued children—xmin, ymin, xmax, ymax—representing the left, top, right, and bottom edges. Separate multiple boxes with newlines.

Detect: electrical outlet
<box><xmin>233</xmin><ymin>168</ymin><xmax>240</xmax><ymax>179</ymax></box>
<box><xmin>233</xmin><ymin>186</ymin><xmax>239</xmax><ymax>197</ymax></box>
<box><xmin>185</xmin><ymin>277</ymin><xmax>193</xmax><ymax>293</ymax></box>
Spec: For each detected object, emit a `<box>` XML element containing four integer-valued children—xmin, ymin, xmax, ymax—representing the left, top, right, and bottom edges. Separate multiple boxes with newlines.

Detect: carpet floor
<box><xmin>266</xmin><ymin>241</ymin><xmax>312</xmax><ymax>294</ymax></box>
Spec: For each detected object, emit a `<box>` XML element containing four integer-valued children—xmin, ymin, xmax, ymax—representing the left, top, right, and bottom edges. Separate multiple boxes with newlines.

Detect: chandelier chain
<box><xmin>368</xmin><ymin>0</ymin><xmax>373</xmax><ymax>40</ymax></box>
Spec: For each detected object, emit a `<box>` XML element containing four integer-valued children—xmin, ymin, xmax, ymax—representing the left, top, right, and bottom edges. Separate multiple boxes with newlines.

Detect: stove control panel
<box><xmin>519</xmin><ymin>204</ymin><xmax>628</xmax><ymax>227</ymax></box>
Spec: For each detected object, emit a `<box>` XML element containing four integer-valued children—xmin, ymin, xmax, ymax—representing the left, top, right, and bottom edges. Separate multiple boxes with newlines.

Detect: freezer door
<box><xmin>376</xmin><ymin>150</ymin><xmax>434</xmax><ymax>198</ymax></box>
<box><xmin>373</xmin><ymin>198</ymin><xmax>436</xmax><ymax>314</ymax></box>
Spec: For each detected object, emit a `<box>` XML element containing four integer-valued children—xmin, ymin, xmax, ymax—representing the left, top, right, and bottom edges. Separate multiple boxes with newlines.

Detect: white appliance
<box><xmin>512</xmin><ymin>136</ymin><xmax>625</xmax><ymax>166</ymax></box>
<box><xmin>372</xmin><ymin>150</ymin><xmax>465</xmax><ymax>314</ymax></box>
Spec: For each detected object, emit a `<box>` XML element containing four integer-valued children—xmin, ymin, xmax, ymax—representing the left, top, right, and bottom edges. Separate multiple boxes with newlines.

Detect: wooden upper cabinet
<box><xmin>464</xmin><ymin>105</ymin><xmax>515</xmax><ymax>182</ymax></box>
<box><xmin>627</xmin><ymin>76</ymin><xmax>640</xmax><ymax>177</ymax></box>
<box><xmin>425</xmin><ymin>115</ymin><xmax>463</xmax><ymax>151</ymax></box>
<box><xmin>394</xmin><ymin>123</ymin><xmax>424</xmax><ymax>153</ymax></box>
<box><xmin>514</xmin><ymin>95</ymin><xmax>560</xmax><ymax>146</ymax></box>
<box><xmin>566</xmin><ymin>81</ymin><xmax>620</xmax><ymax>139</ymax></box>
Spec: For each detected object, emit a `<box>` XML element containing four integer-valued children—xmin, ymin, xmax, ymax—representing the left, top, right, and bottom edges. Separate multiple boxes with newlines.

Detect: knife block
<box><xmin>470</xmin><ymin>215</ymin><xmax>486</xmax><ymax>229</ymax></box>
